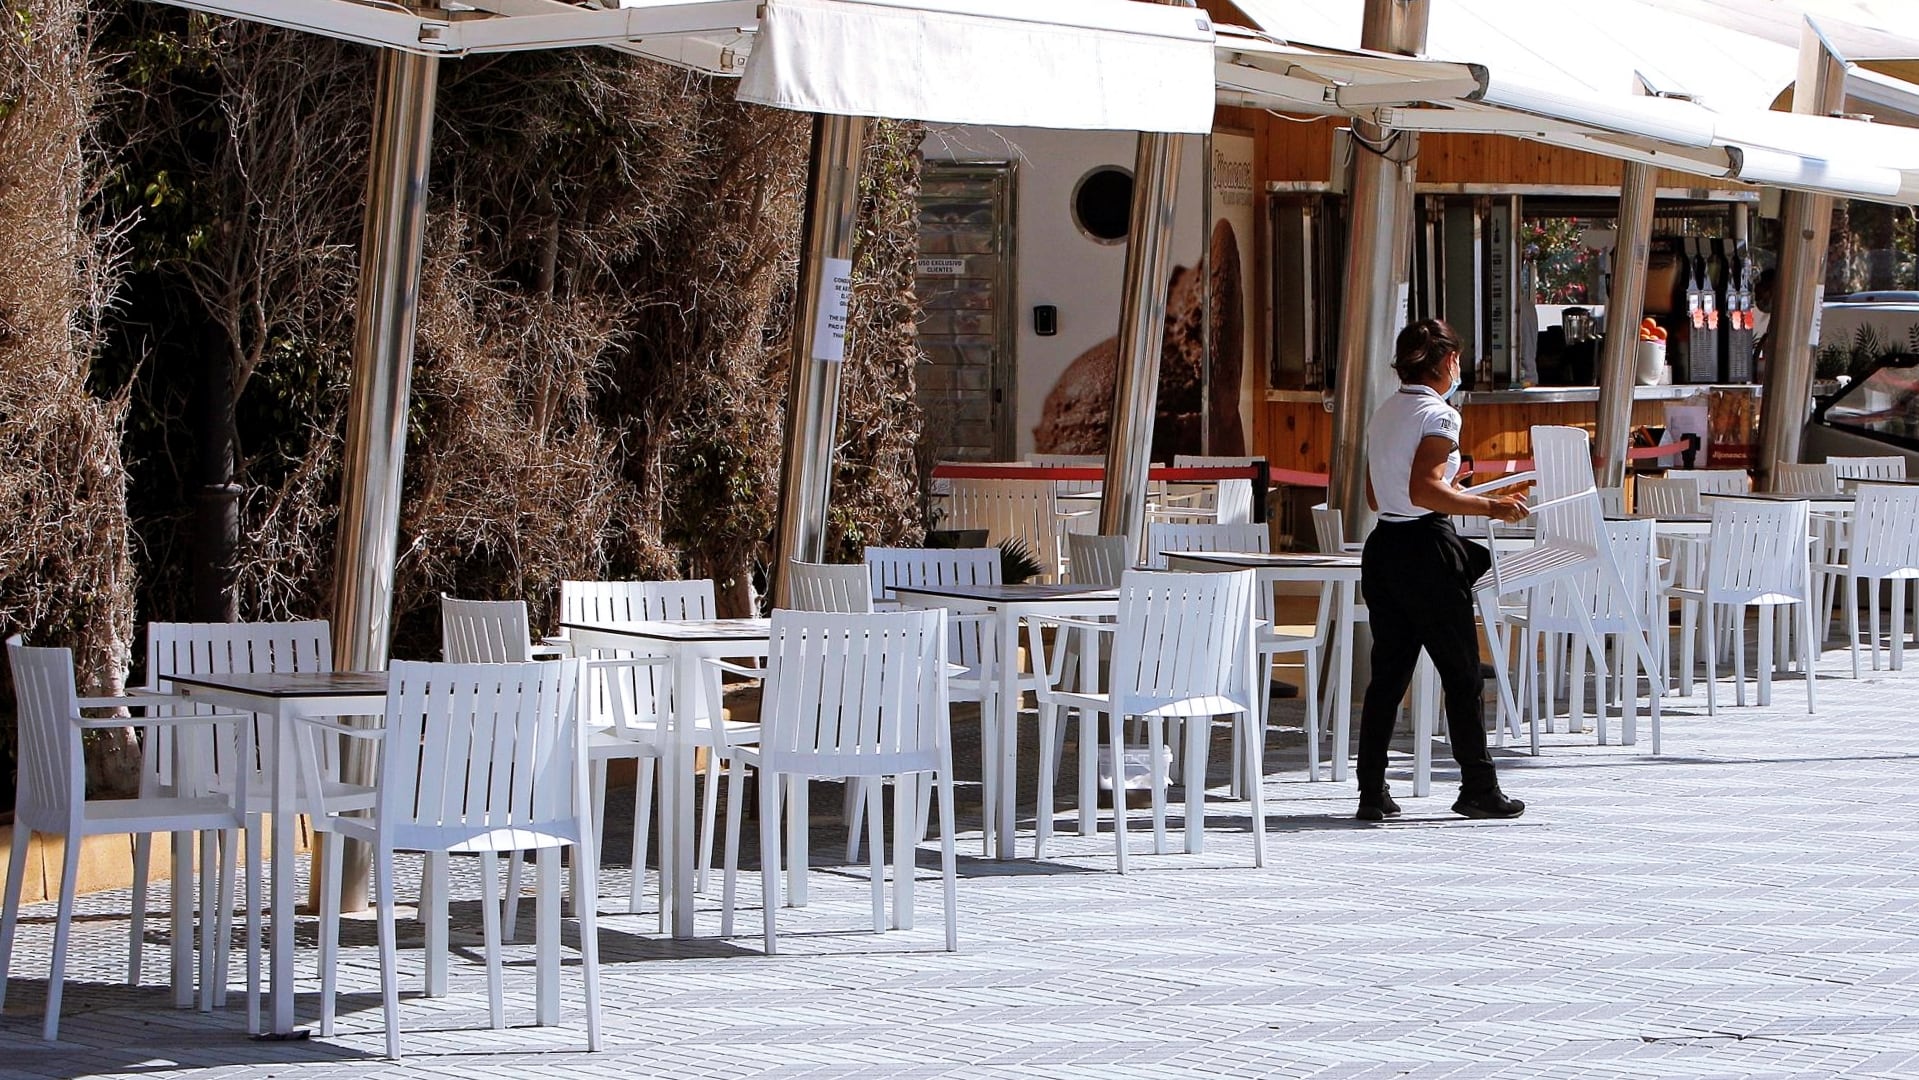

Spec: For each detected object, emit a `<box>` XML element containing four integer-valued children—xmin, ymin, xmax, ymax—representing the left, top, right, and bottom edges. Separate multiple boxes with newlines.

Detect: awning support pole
<box><xmin>1595</xmin><ymin>160</ymin><xmax>1657</xmax><ymax>489</ymax></box>
<box><xmin>771</xmin><ymin>113</ymin><xmax>867</xmax><ymax>606</ymax></box>
<box><xmin>1755</xmin><ymin>21</ymin><xmax>1846</xmax><ymax>490</ymax></box>
<box><xmin>1328</xmin><ymin>0</ymin><xmax>1429</xmax><ymax>543</ymax></box>
<box><xmin>322</xmin><ymin>50</ymin><xmax>439</xmax><ymax>915</ymax></box>
<box><xmin>1099</xmin><ymin>128</ymin><xmax>1184</xmax><ymax>561</ymax></box>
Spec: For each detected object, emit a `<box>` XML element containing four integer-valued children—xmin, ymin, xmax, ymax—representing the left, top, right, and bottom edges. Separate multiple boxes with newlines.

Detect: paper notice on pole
<box><xmin>812</xmin><ymin>257</ymin><xmax>853</xmax><ymax>363</ymax></box>
<box><xmin>1396</xmin><ymin>282</ymin><xmax>1411</xmax><ymax>332</ymax></box>
<box><xmin>1810</xmin><ymin>284</ymin><xmax>1825</xmax><ymax>348</ymax></box>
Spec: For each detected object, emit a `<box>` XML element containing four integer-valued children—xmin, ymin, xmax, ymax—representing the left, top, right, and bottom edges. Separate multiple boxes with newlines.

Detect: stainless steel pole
<box><xmin>1327</xmin><ymin>0</ymin><xmax>1429</xmax><ymax>542</ymax></box>
<box><xmin>324</xmin><ymin>50</ymin><xmax>439</xmax><ymax>913</ymax></box>
<box><xmin>1099</xmin><ymin>129</ymin><xmax>1184</xmax><ymax>561</ymax></box>
<box><xmin>1594</xmin><ymin>160</ymin><xmax>1657</xmax><ymax>489</ymax></box>
<box><xmin>1755</xmin><ymin>21</ymin><xmax>1846</xmax><ymax>490</ymax></box>
<box><xmin>771</xmin><ymin>114</ymin><xmax>867</xmax><ymax>607</ymax></box>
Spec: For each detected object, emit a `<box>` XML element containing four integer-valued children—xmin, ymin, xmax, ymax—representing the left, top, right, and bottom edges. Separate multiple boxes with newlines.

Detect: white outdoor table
<box><xmin>1163</xmin><ymin>552</ymin><xmax>1368</xmax><ymax>784</ymax></box>
<box><xmin>561</xmin><ymin>617</ymin><xmax>770</xmax><ymax>938</ymax></box>
<box><xmin>889</xmin><ymin>582</ymin><xmax>1118</xmax><ymax>860</ymax></box>
<box><xmin>168</xmin><ymin>669</ymin><xmax>389</xmax><ymax>1039</ymax></box>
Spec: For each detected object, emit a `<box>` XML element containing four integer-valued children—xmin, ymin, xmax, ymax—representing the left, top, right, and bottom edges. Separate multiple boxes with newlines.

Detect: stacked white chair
<box><xmin>3</xmin><ymin>638</ymin><xmax>250</xmax><ymax>1040</ymax></box>
<box><xmin>1668</xmin><ymin>498</ymin><xmax>1818</xmax><ymax>715</ymax></box>
<box><xmin>314</xmin><ymin>659</ymin><xmax>601</xmax><ymax>1058</ymax></box>
<box><xmin>717</xmin><ymin>609</ymin><xmax>958</xmax><ymax>955</ymax></box>
<box><xmin>1029</xmin><ymin>569</ymin><xmax>1262</xmax><ymax>871</ymax></box>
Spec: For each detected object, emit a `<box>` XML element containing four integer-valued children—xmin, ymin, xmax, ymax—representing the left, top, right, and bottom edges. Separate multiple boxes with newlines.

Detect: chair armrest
<box><xmin>584</xmin><ymin>655</ymin><xmax>668</xmax><ymax>671</ymax></box>
<box><xmin>1027</xmin><ymin>614</ymin><xmax>1117</xmax><ymax>635</ymax></box>
<box><xmin>1462</xmin><ymin>471</ymin><xmax>1536</xmax><ymax>496</ymax></box>
<box><xmin>76</xmin><ymin>710</ymin><xmax>250</xmax><ymax>729</ymax></box>
<box><xmin>529</xmin><ymin>642</ymin><xmax>568</xmax><ymax>659</ymax></box>
<box><xmin>703</xmin><ymin>658</ymin><xmax>765</xmax><ymax>680</ymax></box>
<box><xmin>294</xmin><ymin>716</ymin><xmax>388</xmax><ymax>740</ymax></box>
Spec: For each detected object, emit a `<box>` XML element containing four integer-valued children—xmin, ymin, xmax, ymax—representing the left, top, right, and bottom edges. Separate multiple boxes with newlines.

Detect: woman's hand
<box><xmin>1485</xmin><ymin>492</ymin><xmax>1530</xmax><ymax>523</ymax></box>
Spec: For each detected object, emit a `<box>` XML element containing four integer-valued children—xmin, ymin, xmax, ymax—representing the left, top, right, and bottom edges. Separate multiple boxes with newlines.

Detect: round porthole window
<box><xmin>1072</xmin><ymin>166</ymin><xmax>1134</xmax><ymax>244</ymax></box>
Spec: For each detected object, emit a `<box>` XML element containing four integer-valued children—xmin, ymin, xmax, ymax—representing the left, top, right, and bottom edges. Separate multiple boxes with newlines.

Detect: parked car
<box><xmin>1803</xmin><ymin>352</ymin><xmax>1919</xmax><ymax>471</ymax></box>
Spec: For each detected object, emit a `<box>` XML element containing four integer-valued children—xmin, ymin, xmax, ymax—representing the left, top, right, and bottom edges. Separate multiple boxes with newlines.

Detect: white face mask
<box><xmin>1444</xmin><ymin>359</ymin><xmax>1462</xmax><ymax>402</ymax></box>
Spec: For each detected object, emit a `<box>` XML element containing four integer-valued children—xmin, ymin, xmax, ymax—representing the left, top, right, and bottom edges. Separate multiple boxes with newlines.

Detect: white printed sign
<box><xmin>916</xmin><ymin>257</ymin><xmax>966</xmax><ymax>276</ymax></box>
<box><xmin>812</xmin><ymin>257</ymin><xmax>853</xmax><ymax>363</ymax></box>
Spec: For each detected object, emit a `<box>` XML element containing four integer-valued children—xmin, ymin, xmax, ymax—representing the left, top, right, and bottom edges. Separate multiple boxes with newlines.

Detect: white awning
<box><xmin>735</xmin><ymin>0</ymin><xmax>1216</xmax><ymax>132</ymax></box>
<box><xmin>1224</xmin><ymin>0</ymin><xmax>1919</xmax><ymax>204</ymax></box>
<box><xmin>1214</xmin><ymin>29</ymin><xmax>1486</xmax><ymax>115</ymax></box>
<box><xmin>148</xmin><ymin>0</ymin><xmax>1218</xmax><ymax>133</ymax></box>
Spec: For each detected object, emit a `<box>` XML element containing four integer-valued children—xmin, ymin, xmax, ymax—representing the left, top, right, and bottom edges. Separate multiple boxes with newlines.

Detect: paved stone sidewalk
<box><xmin>3</xmin><ymin>646</ymin><xmax>1917</xmax><ymax>1079</ymax></box>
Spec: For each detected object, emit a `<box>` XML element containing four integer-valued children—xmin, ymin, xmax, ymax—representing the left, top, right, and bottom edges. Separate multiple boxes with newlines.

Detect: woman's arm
<box><xmin>1408</xmin><ymin>436</ymin><xmax>1529</xmax><ymax>521</ymax></box>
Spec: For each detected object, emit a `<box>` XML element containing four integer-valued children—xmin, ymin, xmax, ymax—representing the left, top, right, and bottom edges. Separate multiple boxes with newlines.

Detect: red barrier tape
<box><xmin>930</xmin><ymin>464</ymin><xmax>1263</xmax><ymax>482</ymax></box>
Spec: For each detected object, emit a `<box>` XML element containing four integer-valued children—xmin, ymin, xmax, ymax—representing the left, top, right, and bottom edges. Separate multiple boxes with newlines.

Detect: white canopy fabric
<box><xmin>1225</xmin><ymin>0</ymin><xmax>1919</xmax><ymax>205</ymax></box>
<box><xmin>738</xmin><ymin>0</ymin><xmax>1216</xmax><ymax>132</ymax></box>
<box><xmin>151</xmin><ymin>0</ymin><xmax>1218</xmax><ymax>133</ymax></box>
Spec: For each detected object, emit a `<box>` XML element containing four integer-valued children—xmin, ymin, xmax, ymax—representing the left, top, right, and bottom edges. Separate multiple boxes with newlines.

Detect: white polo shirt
<box><xmin>1368</xmin><ymin>384</ymin><xmax>1461</xmax><ymax>522</ymax></box>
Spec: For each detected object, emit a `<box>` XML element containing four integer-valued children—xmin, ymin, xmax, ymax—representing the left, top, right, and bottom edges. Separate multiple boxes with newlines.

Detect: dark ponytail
<box><xmin>1393</xmin><ymin>319</ymin><xmax>1460</xmax><ymax>384</ymax></box>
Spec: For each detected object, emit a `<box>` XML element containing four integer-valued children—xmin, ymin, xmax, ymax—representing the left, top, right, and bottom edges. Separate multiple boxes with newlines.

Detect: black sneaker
<box><xmin>1355</xmin><ymin>785</ymin><xmax>1402</xmax><ymax>822</ymax></box>
<box><xmin>1452</xmin><ymin>789</ymin><xmax>1525</xmax><ymax>819</ymax></box>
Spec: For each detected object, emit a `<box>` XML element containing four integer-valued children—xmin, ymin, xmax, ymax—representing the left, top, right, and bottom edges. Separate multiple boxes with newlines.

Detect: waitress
<box><xmin>1355</xmin><ymin>319</ymin><xmax>1530</xmax><ymax>822</ymax></box>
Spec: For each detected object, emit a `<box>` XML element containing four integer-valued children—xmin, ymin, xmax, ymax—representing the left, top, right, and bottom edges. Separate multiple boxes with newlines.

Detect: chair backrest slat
<box><xmin>786</xmin><ymin>561</ymin><xmax>875</xmax><ymax>613</ymax></box>
<box><xmin>1850</xmin><ymin>483</ymin><xmax>1919</xmax><ymax>576</ymax></box>
<box><xmin>1706</xmin><ymin>498</ymin><xmax>1810</xmax><ymax>599</ymax></box>
<box><xmin>383</xmin><ymin>659</ymin><xmax>583</xmax><ymax>840</ymax></box>
<box><xmin>941</xmin><ymin>478</ymin><xmax>1062</xmax><ymax>580</ymax></box>
<box><xmin>1635</xmin><ymin>475</ymin><xmax>1702</xmax><ymax>517</ymax></box>
<box><xmin>1771</xmin><ymin>461</ymin><xmax>1841</xmax><ymax>495</ymax></box>
<box><xmin>1828</xmin><ymin>455</ymin><xmax>1906</xmax><ymax>484</ymax></box>
<box><xmin>1668</xmin><ymin>468</ymin><xmax>1749</xmax><ymax>496</ymax></box>
<box><xmin>757</xmin><ymin>610</ymin><xmax>947</xmax><ymax>776</ymax></box>
<box><xmin>1108</xmin><ymin>570</ymin><xmax>1254</xmax><ymax>704</ymax></box>
<box><xmin>441</xmin><ymin>596</ymin><xmax>535</xmax><ymax>663</ymax></box>
<box><xmin>7</xmin><ymin>638</ymin><xmax>84</xmax><ymax>833</ymax></box>
<box><xmin>1065</xmin><ymin>532</ymin><xmax>1130</xmax><ymax>587</ymax></box>
<box><xmin>1144</xmin><ymin>522</ymin><xmax>1268</xmax><ymax>569</ymax></box>
<box><xmin>144</xmin><ymin>620</ymin><xmax>333</xmax><ymax>795</ymax></box>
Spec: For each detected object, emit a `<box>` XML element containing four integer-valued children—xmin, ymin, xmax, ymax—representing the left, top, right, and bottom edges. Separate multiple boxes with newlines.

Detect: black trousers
<box><xmin>1357</xmin><ymin>514</ymin><xmax>1499</xmax><ymax>797</ymax></box>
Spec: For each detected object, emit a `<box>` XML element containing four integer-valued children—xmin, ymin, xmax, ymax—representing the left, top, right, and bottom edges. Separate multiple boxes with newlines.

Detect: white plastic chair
<box><xmin>3</xmin><ymin>638</ymin><xmax>250</xmax><ymax>1041</ymax></box>
<box><xmin>1160</xmin><ymin>454</ymin><xmax>1261</xmax><ymax>525</ymax></box>
<box><xmin>1311</xmin><ymin>503</ymin><xmax>1365</xmax><ymax>554</ymax></box>
<box><xmin>1667</xmin><ymin>468</ymin><xmax>1749</xmax><ymax>496</ymax></box>
<box><xmin>1821</xmin><ymin>483</ymin><xmax>1919</xmax><ymax>675</ymax></box>
<box><xmin>1668</xmin><ymin>498</ymin><xmax>1817</xmax><ymax>715</ymax></box>
<box><xmin>1772</xmin><ymin>461</ymin><xmax>1841</xmax><ymax>495</ymax></box>
<box><xmin>785</xmin><ymin>560</ymin><xmax>875</xmax><ymax>613</ymax></box>
<box><xmin>1634</xmin><ymin>475</ymin><xmax>1703</xmax><ymax>517</ymax></box>
<box><xmin>1499</xmin><ymin>518</ymin><xmax>1664</xmax><ymax>750</ymax></box>
<box><xmin>1066</xmin><ymin>532</ymin><xmax>1130</xmax><ymax>587</ymax></box>
<box><xmin>1474</xmin><ymin>427</ymin><xmax>1663</xmax><ymax>754</ymax></box>
<box><xmin>314</xmin><ymin>659</ymin><xmax>601</xmax><ymax>1058</ymax></box>
<box><xmin>1028</xmin><ymin>569</ymin><xmax>1261</xmax><ymax>871</ymax></box>
<box><xmin>941</xmin><ymin>477</ymin><xmax>1064</xmax><ymax>580</ymax></box>
<box><xmin>717</xmin><ymin>610</ymin><xmax>957</xmax><ymax>955</ymax></box>
<box><xmin>1829</xmin><ymin>455</ymin><xmax>1907</xmax><ymax>486</ymax></box>
<box><xmin>135</xmin><ymin>619</ymin><xmax>362</xmax><ymax>1021</ymax></box>
<box><xmin>442</xmin><ymin>596</ymin><xmax>666</xmax><ymax>929</ymax></box>
<box><xmin>556</xmin><ymin>580</ymin><xmax>754</xmax><ymax>899</ymax></box>
<box><xmin>1143</xmin><ymin>521</ymin><xmax>1269</xmax><ymax>568</ymax></box>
